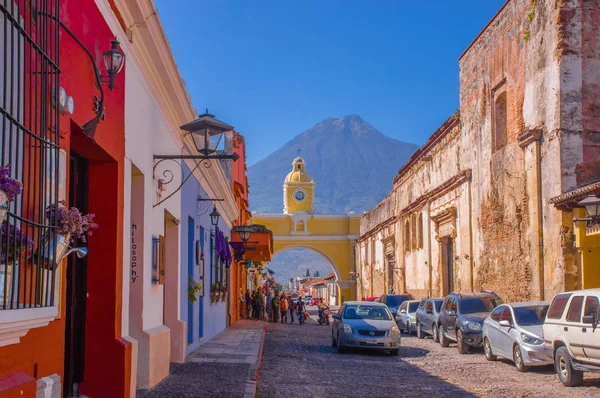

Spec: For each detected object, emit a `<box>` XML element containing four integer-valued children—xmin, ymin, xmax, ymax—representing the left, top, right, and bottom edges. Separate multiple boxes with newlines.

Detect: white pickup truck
<box><xmin>543</xmin><ymin>289</ymin><xmax>600</xmax><ymax>386</ymax></box>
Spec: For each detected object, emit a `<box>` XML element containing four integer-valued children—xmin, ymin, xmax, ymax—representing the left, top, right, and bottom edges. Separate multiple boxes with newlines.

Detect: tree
<box><xmin>305</xmin><ymin>268</ymin><xmax>310</xmax><ymax>277</ymax></box>
<box><xmin>314</xmin><ymin>271</ymin><xmax>320</xmax><ymax>277</ymax></box>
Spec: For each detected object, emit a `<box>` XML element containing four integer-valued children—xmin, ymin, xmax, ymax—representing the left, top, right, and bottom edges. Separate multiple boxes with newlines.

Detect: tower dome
<box><xmin>284</xmin><ymin>156</ymin><xmax>313</xmax><ymax>183</ymax></box>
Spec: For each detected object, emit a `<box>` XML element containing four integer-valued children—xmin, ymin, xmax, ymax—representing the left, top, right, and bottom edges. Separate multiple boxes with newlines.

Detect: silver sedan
<box><xmin>331</xmin><ymin>301</ymin><xmax>401</xmax><ymax>355</ymax></box>
<box><xmin>482</xmin><ymin>302</ymin><xmax>552</xmax><ymax>371</ymax></box>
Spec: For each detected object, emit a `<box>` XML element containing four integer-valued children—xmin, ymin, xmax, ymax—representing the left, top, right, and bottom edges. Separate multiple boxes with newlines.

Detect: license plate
<box><xmin>367</xmin><ymin>339</ymin><xmax>377</xmax><ymax>344</ymax></box>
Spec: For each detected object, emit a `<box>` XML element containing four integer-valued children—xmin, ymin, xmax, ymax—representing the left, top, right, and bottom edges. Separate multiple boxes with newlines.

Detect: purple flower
<box><xmin>0</xmin><ymin>222</ymin><xmax>34</xmax><ymax>264</ymax></box>
<box><xmin>0</xmin><ymin>164</ymin><xmax>23</xmax><ymax>202</ymax></box>
<box><xmin>46</xmin><ymin>201</ymin><xmax>98</xmax><ymax>244</ymax></box>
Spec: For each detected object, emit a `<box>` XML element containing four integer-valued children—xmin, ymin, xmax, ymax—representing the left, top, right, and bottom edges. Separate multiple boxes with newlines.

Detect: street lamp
<box><xmin>210</xmin><ymin>206</ymin><xmax>220</xmax><ymax>227</ymax></box>
<box><xmin>573</xmin><ymin>195</ymin><xmax>600</xmax><ymax>226</ymax></box>
<box><xmin>103</xmin><ymin>39</ymin><xmax>126</xmax><ymax>91</ymax></box>
<box><xmin>236</xmin><ymin>225</ymin><xmax>253</xmax><ymax>243</ymax></box>
<box><xmin>179</xmin><ymin>110</ymin><xmax>240</xmax><ymax>161</ymax></box>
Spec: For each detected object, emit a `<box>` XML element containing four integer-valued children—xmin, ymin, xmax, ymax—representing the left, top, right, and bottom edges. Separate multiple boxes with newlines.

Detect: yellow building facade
<box><xmin>252</xmin><ymin>156</ymin><xmax>360</xmax><ymax>302</ymax></box>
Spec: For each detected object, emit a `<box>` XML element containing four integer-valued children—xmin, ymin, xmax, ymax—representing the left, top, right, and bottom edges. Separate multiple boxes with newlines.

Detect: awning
<box><xmin>549</xmin><ymin>181</ymin><xmax>600</xmax><ymax>210</ymax></box>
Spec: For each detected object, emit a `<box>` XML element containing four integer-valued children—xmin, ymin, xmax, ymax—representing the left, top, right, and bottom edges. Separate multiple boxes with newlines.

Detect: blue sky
<box><xmin>154</xmin><ymin>1</ymin><xmax>506</xmax><ymax>165</ymax></box>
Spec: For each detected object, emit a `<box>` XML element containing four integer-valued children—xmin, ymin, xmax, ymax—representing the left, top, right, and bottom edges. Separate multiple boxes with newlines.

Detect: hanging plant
<box><xmin>0</xmin><ymin>222</ymin><xmax>34</xmax><ymax>265</ymax></box>
<box><xmin>46</xmin><ymin>200</ymin><xmax>98</xmax><ymax>244</ymax></box>
<box><xmin>188</xmin><ymin>276</ymin><xmax>202</xmax><ymax>303</ymax></box>
<box><xmin>0</xmin><ymin>164</ymin><xmax>23</xmax><ymax>223</ymax></box>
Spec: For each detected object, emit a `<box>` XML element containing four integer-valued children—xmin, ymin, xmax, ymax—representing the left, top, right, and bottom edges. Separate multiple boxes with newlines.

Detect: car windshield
<box><xmin>459</xmin><ymin>297</ymin><xmax>503</xmax><ymax>314</ymax></box>
<box><xmin>408</xmin><ymin>302</ymin><xmax>419</xmax><ymax>313</ymax></box>
<box><xmin>344</xmin><ymin>305</ymin><xmax>392</xmax><ymax>321</ymax></box>
<box><xmin>434</xmin><ymin>300</ymin><xmax>443</xmax><ymax>312</ymax></box>
<box><xmin>386</xmin><ymin>295</ymin><xmax>411</xmax><ymax>307</ymax></box>
<box><xmin>514</xmin><ymin>305</ymin><xmax>549</xmax><ymax>326</ymax></box>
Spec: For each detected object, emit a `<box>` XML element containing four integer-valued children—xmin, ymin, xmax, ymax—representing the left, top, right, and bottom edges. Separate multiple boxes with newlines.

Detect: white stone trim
<box><xmin>0</xmin><ymin>306</ymin><xmax>58</xmax><ymax>347</ymax></box>
<box><xmin>312</xmin><ymin>214</ymin><xmax>361</xmax><ymax>219</ymax></box>
<box><xmin>252</xmin><ymin>213</ymin><xmax>287</xmax><ymax>219</ymax></box>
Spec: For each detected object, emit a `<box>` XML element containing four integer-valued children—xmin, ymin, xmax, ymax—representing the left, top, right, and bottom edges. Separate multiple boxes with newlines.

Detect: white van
<box><xmin>543</xmin><ymin>289</ymin><xmax>600</xmax><ymax>386</ymax></box>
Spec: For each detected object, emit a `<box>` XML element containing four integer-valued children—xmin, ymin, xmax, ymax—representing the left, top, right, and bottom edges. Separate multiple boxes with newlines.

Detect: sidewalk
<box><xmin>137</xmin><ymin>320</ymin><xmax>266</xmax><ymax>398</ymax></box>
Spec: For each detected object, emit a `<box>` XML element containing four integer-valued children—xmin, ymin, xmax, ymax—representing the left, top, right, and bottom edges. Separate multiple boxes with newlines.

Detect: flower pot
<box><xmin>0</xmin><ymin>262</ymin><xmax>20</xmax><ymax>309</ymax></box>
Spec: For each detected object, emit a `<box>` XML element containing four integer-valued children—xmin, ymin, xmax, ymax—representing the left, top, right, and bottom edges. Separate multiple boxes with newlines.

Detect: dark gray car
<box><xmin>416</xmin><ymin>298</ymin><xmax>444</xmax><ymax>342</ymax></box>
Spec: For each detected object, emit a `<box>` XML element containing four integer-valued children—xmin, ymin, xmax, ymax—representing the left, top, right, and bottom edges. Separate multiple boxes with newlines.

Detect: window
<box><xmin>417</xmin><ymin>213</ymin><xmax>424</xmax><ymax>249</ymax></box>
<box><xmin>500</xmin><ymin>307</ymin><xmax>513</xmax><ymax>325</ymax></box>
<box><xmin>399</xmin><ymin>302</ymin><xmax>407</xmax><ymax>312</ymax></box>
<box><xmin>493</xmin><ymin>92</ymin><xmax>508</xmax><ymax>152</ymax></box>
<box><xmin>514</xmin><ymin>305</ymin><xmax>548</xmax><ymax>326</ymax></box>
<box><xmin>584</xmin><ymin>296</ymin><xmax>599</xmax><ymax>318</ymax></box>
<box><xmin>296</xmin><ymin>219</ymin><xmax>305</xmax><ymax>232</ymax></box>
<box><xmin>566</xmin><ymin>296</ymin><xmax>584</xmax><ymax>323</ymax></box>
<box><xmin>434</xmin><ymin>300</ymin><xmax>443</xmax><ymax>313</ymax></box>
<box><xmin>404</xmin><ymin>220</ymin><xmax>411</xmax><ymax>252</ymax></box>
<box><xmin>411</xmin><ymin>214</ymin><xmax>417</xmax><ymax>250</ymax></box>
<box><xmin>445</xmin><ymin>298</ymin><xmax>453</xmax><ymax>311</ymax></box>
<box><xmin>451</xmin><ymin>298</ymin><xmax>458</xmax><ymax>312</ymax></box>
<box><xmin>547</xmin><ymin>293</ymin><xmax>573</xmax><ymax>319</ymax></box>
<box><xmin>491</xmin><ymin>307</ymin><xmax>503</xmax><ymax>322</ymax></box>
<box><xmin>426</xmin><ymin>302</ymin><xmax>433</xmax><ymax>312</ymax></box>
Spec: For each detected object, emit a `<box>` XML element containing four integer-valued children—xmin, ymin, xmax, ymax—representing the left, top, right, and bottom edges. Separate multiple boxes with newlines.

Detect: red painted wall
<box><xmin>0</xmin><ymin>1</ymin><xmax>130</xmax><ymax>397</ymax></box>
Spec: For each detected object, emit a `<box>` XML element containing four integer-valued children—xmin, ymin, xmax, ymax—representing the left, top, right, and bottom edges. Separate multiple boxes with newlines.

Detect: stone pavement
<box><xmin>137</xmin><ymin>319</ymin><xmax>266</xmax><ymax>398</ymax></box>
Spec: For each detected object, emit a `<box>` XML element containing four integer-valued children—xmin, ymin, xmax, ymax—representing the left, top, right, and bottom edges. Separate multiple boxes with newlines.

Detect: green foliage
<box><xmin>188</xmin><ymin>276</ymin><xmax>202</xmax><ymax>303</ymax></box>
<box><xmin>524</xmin><ymin>30</ymin><xmax>531</xmax><ymax>41</ymax></box>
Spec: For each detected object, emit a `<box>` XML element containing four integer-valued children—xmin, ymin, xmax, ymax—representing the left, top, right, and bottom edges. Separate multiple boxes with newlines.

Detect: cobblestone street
<box><xmin>257</xmin><ymin>308</ymin><xmax>600</xmax><ymax>397</ymax></box>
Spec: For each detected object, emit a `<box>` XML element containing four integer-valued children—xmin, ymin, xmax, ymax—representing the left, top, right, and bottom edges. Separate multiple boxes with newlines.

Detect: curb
<box><xmin>245</xmin><ymin>322</ymin><xmax>267</xmax><ymax>398</ymax></box>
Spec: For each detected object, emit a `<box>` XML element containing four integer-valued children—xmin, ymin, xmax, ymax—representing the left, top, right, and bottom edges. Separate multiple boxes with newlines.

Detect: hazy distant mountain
<box><xmin>248</xmin><ymin>115</ymin><xmax>418</xmax><ymax>283</ymax></box>
<box><xmin>248</xmin><ymin>114</ymin><xmax>418</xmax><ymax>214</ymax></box>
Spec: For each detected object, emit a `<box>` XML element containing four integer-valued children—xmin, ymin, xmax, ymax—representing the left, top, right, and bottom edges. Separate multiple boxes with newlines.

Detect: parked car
<box><xmin>331</xmin><ymin>301</ymin><xmax>401</xmax><ymax>355</ymax></box>
<box><xmin>378</xmin><ymin>293</ymin><xmax>415</xmax><ymax>317</ymax></box>
<box><xmin>416</xmin><ymin>298</ymin><xmax>444</xmax><ymax>341</ymax></box>
<box><xmin>303</xmin><ymin>296</ymin><xmax>312</xmax><ymax>304</ymax></box>
<box><xmin>396</xmin><ymin>300</ymin><xmax>420</xmax><ymax>334</ymax></box>
<box><xmin>365</xmin><ymin>296</ymin><xmax>380</xmax><ymax>302</ymax></box>
<box><xmin>482</xmin><ymin>302</ymin><xmax>551</xmax><ymax>372</ymax></box>
<box><xmin>543</xmin><ymin>289</ymin><xmax>600</xmax><ymax>387</ymax></box>
<box><xmin>438</xmin><ymin>290</ymin><xmax>504</xmax><ymax>354</ymax></box>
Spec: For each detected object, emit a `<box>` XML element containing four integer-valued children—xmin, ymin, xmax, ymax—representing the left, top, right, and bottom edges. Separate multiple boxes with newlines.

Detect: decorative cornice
<box><xmin>358</xmin><ymin>216</ymin><xmax>398</xmax><ymax>243</ymax></box>
<box><xmin>518</xmin><ymin>128</ymin><xmax>542</xmax><ymax>148</ymax></box>
<box><xmin>401</xmin><ymin>170</ymin><xmax>472</xmax><ymax>216</ymax></box>
<box><xmin>549</xmin><ymin>181</ymin><xmax>600</xmax><ymax>210</ymax></box>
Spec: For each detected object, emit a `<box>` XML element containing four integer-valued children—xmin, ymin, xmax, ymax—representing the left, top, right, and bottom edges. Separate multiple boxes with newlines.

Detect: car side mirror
<box><xmin>499</xmin><ymin>320</ymin><xmax>512</xmax><ymax>328</ymax></box>
<box><xmin>449</xmin><ymin>310</ymin><xmax>456</xmax><ymax>317</ymax></box>
<box><xmin>332</xmin><ymin>314</ymin><xmax>340</xmax><ymax>320</ymax></box>
<box><xmin>400</xmin><ymin>309</ymin><xmax>406</xmax><ymax>314</ymax></box>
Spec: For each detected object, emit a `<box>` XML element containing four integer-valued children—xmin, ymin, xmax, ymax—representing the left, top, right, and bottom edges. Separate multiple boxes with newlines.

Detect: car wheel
<box><xmin>417</xmin><ymin>322</ymin><xmax>425</xmax><ymax>339</ymax></box>
<box><xmin>432</xmin><ymin>324</ymin><xmax>439</xmax><ymax>343</ymax></box>
<box><xmin>336</xmin><ymin>332</ymin><xmax>346</xmax><ymax>353</ymax></box>
<box><xmin>456</xmin><ymin>330</ymin><xmax>469</xmax><ymax>354</ymax></box>
<box><xmin>390</xmin><ymin>348</ymin><xmax>400</xmax><ymax>356</ymax></box>
<box><xmin>439</xmin><ymin>325</ymin><xmax>449</xmax><ymax>347</ymax></box>
<box><xmin>484</xmin><ymin>338</ymin><xmax>497</xmax><ymax>361</ymax></box>
<box><xmin>555</xmin><ymin>346</ymin><xmax>583</xmax><ymax>387</ymax></box>
<box><xmin>513</xmin><ymin>345</ymin><xmax>530</xmax><ymax>372</ymax></box>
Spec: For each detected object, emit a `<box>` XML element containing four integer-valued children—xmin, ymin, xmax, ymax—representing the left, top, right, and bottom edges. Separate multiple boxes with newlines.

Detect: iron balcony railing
<box><xmin>0</xmin><ymin>0</ymin><xmax>60</xmax><ymax>310</ymax></box>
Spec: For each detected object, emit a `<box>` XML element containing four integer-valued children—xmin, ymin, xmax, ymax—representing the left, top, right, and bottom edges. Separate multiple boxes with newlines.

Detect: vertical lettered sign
<box><xmin>158</xmin><ymin>235</ymin><xmax>165</xmax><ymax>284</ymax></box>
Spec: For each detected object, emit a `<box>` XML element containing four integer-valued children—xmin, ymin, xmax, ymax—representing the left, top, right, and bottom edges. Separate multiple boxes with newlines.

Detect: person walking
<box><xmin>289</xmin><ymin>297</ymin><xmax>296</xmax><ymax>323</ymax></box>
<box><xmin>257</xmin><ymin>289</ymin><xmax>265</xmax><ymax>321</ymax></box>
<box><xmin>245</xmin><ymin>291</ymin><xmax>252</xmax><ymax>319</ymax></box>
<box><xmin>280</xmin><ymin>294</ymin><xmax>288</xmax><ymax>324</ymax></box>
<box><xmin>296</xmin><ymin>297</ymin><xmax>305</xmax><ymax>325</ymax></box>
<box><xmin>272</xmin><ymin>292</ymin><xmax>280</xmax><ymax>323</ymax></box>
<box><xmin>266</xmin><ymin>291</ymin><xmax>274</xmax><ymax>322</ymax></box>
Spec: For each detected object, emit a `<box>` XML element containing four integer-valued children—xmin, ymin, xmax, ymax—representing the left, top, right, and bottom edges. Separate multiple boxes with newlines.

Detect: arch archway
<box><xmin>272</xmin><ymin>244</ymin><xmax>341</xmax><ymax>282</ymax></box>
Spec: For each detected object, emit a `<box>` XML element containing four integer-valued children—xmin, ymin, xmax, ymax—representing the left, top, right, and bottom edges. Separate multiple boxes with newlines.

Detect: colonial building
<box><xmin>358</xmin><ymin>0</ymin><xmax>600</xmax><ymax>302</ymax></box>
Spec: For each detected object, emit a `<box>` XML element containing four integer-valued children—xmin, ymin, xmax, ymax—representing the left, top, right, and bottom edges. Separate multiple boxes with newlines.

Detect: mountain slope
<box><xmin>248</xmin><ymin>114</ymin><xmax>418</xmax><ymax>214</ymax></box>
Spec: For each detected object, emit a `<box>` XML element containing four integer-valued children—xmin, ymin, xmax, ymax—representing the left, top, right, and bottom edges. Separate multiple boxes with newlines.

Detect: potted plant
<box><xmin>210</xmin><ymin>283</ymin><xmax>218</xmax><ymax>303</ymax></box>
<box><xmin>188</xmin><ymin>276</ymin><xmax>202</xmax><ymax>304</ymax></box>
<box><xmin>0</xmin><ymin>164</ymin><xmax>23</xmax><ymax>224</ymax></box>
<box><xmin>39</xmin><ymin>201</ymin><xmax>98</xmax><ymax>269</ymax></box>
<box><xmin>0</xmin><ymin>222</ymin><xmax>33</xmax><ymax>305</ymax></box>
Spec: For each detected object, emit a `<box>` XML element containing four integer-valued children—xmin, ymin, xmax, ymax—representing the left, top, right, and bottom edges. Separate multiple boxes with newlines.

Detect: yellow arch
<box><xmin>251</xmin><ymin>213</ymin><xmax>361</xmax><ymax>302</ymax></box>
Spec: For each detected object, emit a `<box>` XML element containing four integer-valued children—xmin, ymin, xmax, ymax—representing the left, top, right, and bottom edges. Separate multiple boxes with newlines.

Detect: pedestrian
<box><xmin>239</xmin><ymin>289</ymin><xmax>245</xmax><ymax>318</ymax></box>
<box><xmin>296</xmin><ymin>297</ymin><xmax>305</xmax><ymax>325</ymax></box>
<box><xmin>245</xmin><ymin>290</ymin><xmax>252</xmax><ymax>319</ymax></box>
<box><xmin>267</xmin><ymin>291</ymin><xmax>274</xmax><ymax>322</ymax></box>
<box><xmin>272</xmin><ymin>291</ymin><xmax>280</xmax><ymax>323</ymax></box>
<box><xmin>289</xmin><ymin>297</ymin><xmax>295</xmax><ymax>323</ymax></box>
<box><xmin>257</xmin><ymin>289</ymin><xmax>265</xmax><ymax>321</ymax></box>
<box><xmin>280</xmin><ymin>294</ymin><xmax>288</xmax><ymax>324</ymax></box>
<box><xmin>252</xmin><ymin>290</ymin><xmax>259</xmax><ymax>319</ymax></box>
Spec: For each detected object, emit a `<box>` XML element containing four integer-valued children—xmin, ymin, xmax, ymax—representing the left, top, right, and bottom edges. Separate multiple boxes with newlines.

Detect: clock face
<box><xmin>294</xmin><ymin>189</ymin><xmax>306</xmax><ymax>202</ymax></box>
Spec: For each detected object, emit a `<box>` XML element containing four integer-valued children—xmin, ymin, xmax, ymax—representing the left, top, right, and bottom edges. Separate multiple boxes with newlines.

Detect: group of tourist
<box><xmin>240</xmin><ymin>289</ymin><xmax>308</xmax><ymax>325</ymax></box>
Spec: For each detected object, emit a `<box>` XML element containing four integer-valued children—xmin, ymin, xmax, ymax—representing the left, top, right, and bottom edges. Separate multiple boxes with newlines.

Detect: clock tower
<box><xmin>283</xmin><ymin>156</ymin><xmax>315</xmax><ymax>215</ymax></box>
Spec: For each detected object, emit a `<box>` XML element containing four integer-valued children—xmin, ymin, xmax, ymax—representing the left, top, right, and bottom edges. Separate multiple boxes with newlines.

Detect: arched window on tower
<box><xmin>296</xmin><ymin>219</ymin><xmax>305</xmax><ymax>232</ymax></box>
<box><xmin>404</xmin><ymin>220</ymin><xmax>411</xmax><ymax>252</ymax></box>
<box><xmin>494</xmin><ymin>91</ymin><xmax>508</xmax><ymax>152</ymax></box>
<box><xmin>417</xmin><ymin>213</ymin><xmax>424</xmax><ymax>249</ymax></box>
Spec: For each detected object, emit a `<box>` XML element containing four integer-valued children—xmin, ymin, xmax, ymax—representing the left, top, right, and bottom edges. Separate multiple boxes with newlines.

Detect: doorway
<box><xmin>441</xmin><ymin>237</ymin><xmax>454</xmax><ymax>295</ymax></box>
<box><xmin>64</xmin><ymin>152</ymin><xmax>89</xmax><ymax>398</ymax></box>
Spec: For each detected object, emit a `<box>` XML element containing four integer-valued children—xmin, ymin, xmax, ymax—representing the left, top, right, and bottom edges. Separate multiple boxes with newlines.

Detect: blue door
<box><xmin>199</xmin><ymin>226</ymin><xmax>205</xmax><ymax>338</ymax></box>
<box><xmin>187</xmin><ymin>217</ymin><xmax>194</xmax><ymax>345</ymax></box>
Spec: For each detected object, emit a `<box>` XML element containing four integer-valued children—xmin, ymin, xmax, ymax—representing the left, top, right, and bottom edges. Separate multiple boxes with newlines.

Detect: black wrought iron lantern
<box><xmin>579</xmin><ymin>196</ymin><xmax>600</xmax><ymax>223</ymax></box>
<box><xmin>210</xmin><ymin>206</ymin><xmax>220</xmax><ymax>226</ymax></box>
<box><xmin>103</xmin><ymin>39</ymin><xmax>126</xmax><ymax>91</ymax></box>
<box><xmin>237</xmin><ymin>225</ymin><xmax>253</xmax><ymax>243</ymax></box>
<box><xmin>180</xmin><ymin>110</ymin><xmax>240</xmax><ymax>160</ymax></box>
